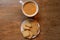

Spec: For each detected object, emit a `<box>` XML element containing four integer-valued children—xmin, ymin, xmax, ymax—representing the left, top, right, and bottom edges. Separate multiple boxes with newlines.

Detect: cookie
<box><xmin>22</xmin><ymin>30</ymin><xmax>30</xmax><ymax>37</ymax></box>
<box><xmin>28</xmin><ymin>31</ymin><xmax>33</xmax><ymax>39</ymax></box>
<box><xmin>25</xmin><ymin>20</ymin><xmax>32</xmax><ymax>28</ymax></box>
<box><xmin>23</xmin><ymin>20</ymin><xmax>32</xmax><ymax>30</ymax></box>
<box><xmin>31</xmin><ymin>21</ymin><xmax>39</xmax><ymax>35</ymax></box>
<box><xmin>23</xmin><ymin>24</ymin><xmax>30</xmax><ymax>30</ymax></box>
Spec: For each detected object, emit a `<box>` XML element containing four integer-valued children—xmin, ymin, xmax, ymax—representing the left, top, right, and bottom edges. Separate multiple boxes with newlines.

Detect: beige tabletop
<box><xmin>0</xmin><ymin>0</ymin><xmax>60</xmax><ymax>40</ymax></box>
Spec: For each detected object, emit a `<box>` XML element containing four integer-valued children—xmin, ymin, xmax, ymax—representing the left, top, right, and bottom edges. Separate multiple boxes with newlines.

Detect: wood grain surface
<box><xmin>0</xmin><ymin>0</ymin><xmax>60</xmax><ymax>40</ymax></box>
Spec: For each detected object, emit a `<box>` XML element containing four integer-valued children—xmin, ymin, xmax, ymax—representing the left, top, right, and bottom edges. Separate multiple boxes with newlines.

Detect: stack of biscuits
<box><xmin>21</xmin><ymin>20</ymin><xmax>39</xmax><ymax>39</ymax></box>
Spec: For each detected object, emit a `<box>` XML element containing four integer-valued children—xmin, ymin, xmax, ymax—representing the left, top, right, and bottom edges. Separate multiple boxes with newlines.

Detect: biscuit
<box><xmin>23</xmin><ymin>25</ymin><xmax>30</xmax><ymax>30</ymax></box>
<box><xmin>28</xmin><ymin>31</ymin><xmax>33</xmax><ymax>39</ymax></box>
<box><xmin>25</xmin><ymin>20</ymin><xmax>32</xmax><ymax>28</ymax></box>
<box><xmin>23</xmin><ymin>20</ymin><xmax>32</xmax><ymax>30</ymax></box>
<box><xmin>22</xmin><ymin>30</ymin><xmax>30</xmax><ymax>37</ymax></box>
<box><xmin>31</xmin><ymin>21</ymin><xmax>39</xmax><ymax>35</ymax></box>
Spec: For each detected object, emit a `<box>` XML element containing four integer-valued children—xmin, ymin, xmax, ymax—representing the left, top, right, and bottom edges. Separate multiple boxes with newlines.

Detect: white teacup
<box><xmin>19</xmin><ymin>0</ymin><xmax>39</xmax><ymax>17</ymax></box>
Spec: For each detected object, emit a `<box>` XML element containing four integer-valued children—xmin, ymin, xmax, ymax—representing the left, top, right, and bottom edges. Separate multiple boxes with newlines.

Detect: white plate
<box><xmin>21</xmin><ymin>19</ymin><xmax>40</xmax><ymax>38</ymax></box>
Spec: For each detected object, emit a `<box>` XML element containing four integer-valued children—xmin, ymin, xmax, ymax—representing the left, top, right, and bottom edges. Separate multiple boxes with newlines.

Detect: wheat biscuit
<box><xmin>23</xmin><ymin>20</ymin><xmax>32</xmax><ymax>30</ymax></box>
<box><xmin>31</xmin><ymin>21</ymin><xmax>39</xmax><ymax>35</ymax></box>
<box><xmin>22</xmin><ymin>30</ymin><xmax>30</xmax><ymax>37</ymax></box>
<box><xmin>28</xmin><ymin>31</ymin><xmax>33</xmax><ymax>39</ymax></box>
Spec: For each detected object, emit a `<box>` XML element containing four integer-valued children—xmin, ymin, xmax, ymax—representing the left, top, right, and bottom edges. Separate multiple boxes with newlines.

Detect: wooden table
<box><xmin>0</xmin><ymin>0</ymin><xmax>60</xmax><ymax>40</ymax></box>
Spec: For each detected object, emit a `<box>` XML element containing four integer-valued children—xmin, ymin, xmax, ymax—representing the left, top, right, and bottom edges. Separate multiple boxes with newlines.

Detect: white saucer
<box><xmin>21</xmin><ymin>19</ymin><xmax>40</xmax><ymax>38</ymax></box>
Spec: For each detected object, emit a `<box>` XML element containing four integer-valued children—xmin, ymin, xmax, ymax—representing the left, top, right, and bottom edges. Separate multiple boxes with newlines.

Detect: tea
<box><xmin>23</xmin><ymin>2</ymin><xmax>36</xmax><ymax>15</ymax></box>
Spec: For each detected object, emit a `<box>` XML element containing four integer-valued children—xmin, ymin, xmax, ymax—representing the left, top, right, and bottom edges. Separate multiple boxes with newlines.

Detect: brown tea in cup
<box><xmin>23</xmin><ymin>2</ymin><xmax>36</xmax><ymax>15</ymax></box>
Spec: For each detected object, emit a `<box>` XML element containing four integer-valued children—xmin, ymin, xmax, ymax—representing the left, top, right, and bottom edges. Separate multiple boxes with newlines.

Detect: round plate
<box><xmin>21</xmin><ymin>19</ymin><xmax>40</xmax><ymax>38</ymax></box>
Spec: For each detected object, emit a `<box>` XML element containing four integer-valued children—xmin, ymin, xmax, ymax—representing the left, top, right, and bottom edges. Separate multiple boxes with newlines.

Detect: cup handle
<box><xmin>19</xmin><ymin>0</ymin><xmax>24</xmax><ymax>5</ymax></box>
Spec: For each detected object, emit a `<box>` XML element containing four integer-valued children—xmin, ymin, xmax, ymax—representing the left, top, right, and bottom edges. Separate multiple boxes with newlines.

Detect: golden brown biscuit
<box><xmin>22</xmin><ymin>30</ymin><xmax>30</xmax><ymax>37</ymax></box>
<box><xmin>23</xmin><ymin>20</ymin><xmax>32</xmax><ymax>30</ymax></box>
<box><xmin>28</xmin><ymin>31</ymin><xmax>33</xmax><ymax>39</ymax></box>
<box><xmin>23</xmin><ymin>25</ymin><xmax>30</xmax><ymax>30</ymax></box>
<box><xmin>31</xmin><ymin>21</ymin><xmax>39</xmax><ymax>35</ymax></box>
<box><xmin>25</xmin><ymin>20</ymin><xmax>32</xmax><ymax>28</ymax></box>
